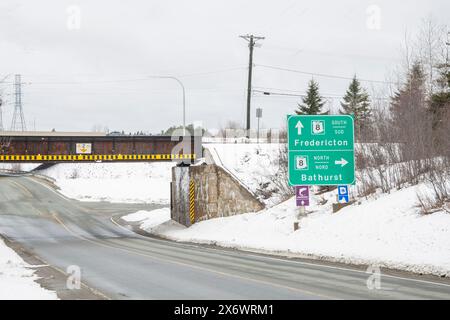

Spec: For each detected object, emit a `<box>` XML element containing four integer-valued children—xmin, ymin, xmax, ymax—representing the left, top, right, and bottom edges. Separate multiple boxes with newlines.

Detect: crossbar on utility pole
<box><xmin>240</xmin><ymin>34</ymin><xmax>264</xmax><ymax>138</ymax></box>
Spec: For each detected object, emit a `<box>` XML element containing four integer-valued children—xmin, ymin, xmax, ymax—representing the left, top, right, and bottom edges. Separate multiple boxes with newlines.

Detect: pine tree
<box><xmin>296</xmin><ymin>80</ymin><xmax>326</xmax><ymax>115</ymax></box>
<box><xmin>389</xmin><ymin>61</ymin><xmax>430</xmax><ymax>152</ymax></box>
<box><xmin>391</xmin><ymin>61</ymin><xmax>427</xmax><ymax>125</ymax></box>
<box><xmin>429</xmin><ymin>63</ymin><xmax>450</xmax><ymax>128</ymax></box>
<box><xmin>340</xmin><ymin>76</ymin><xmax>372</xmax><ymax>138</ymax></box>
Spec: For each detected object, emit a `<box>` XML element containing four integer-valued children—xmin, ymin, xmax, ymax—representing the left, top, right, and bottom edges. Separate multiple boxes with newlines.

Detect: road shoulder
<box><xmin>112</xmin><ymin>214</ymin><xmax>450</xmax><ymax>288</ymax></box>
<box><xmin>0</xmin><ymin>234</ymin><xmax>108</xmax><ymax>300</ymax></box>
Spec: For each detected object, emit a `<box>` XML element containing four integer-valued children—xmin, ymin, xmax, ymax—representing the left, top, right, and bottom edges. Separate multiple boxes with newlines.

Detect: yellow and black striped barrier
<box><xmin>189</xmin><ymin>180</ymin><xmax>195</xmax><ymax>225</ymax></box>
<box><xmin>0</xmin><ymin>153</ymin><xmax>196</xmax><ymax>162</ymax></box>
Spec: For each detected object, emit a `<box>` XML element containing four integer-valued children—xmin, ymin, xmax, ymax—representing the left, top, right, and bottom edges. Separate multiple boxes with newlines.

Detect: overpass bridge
<box><xmin>0</xmin><ymin>131</ymin><xmax>199</xmax><ymax>163</ymax></box>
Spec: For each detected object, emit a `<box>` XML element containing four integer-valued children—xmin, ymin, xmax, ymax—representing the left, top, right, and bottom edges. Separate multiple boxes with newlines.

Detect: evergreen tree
<box><xmin>296</xmin><ymin>80</ymin><xmax>326</xmax><ymax>115</ymax></box>
<box><xmin>389</xmin><ymin>61</ymin><xmax>430</xmax><ymax>153</ymax></box>
<box><xmin>429</xmin><ymin>63</ymin><xmax>450</xmax><ymax>128</ymax></box>
<box><xmin>391</xmin><ymin>61</ymin><xmax>427</xmax><ymax>125</ymax></box>
<box><xmin>340</xmin><ymin>76</ymin><xmax>372</xmax><ymax>138</ymax></box>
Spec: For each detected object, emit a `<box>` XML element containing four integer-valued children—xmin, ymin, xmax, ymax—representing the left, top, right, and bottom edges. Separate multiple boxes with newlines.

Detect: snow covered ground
<box><xmin>205</xmin><ymin>143</ymin><xmax>283</xmax><ymax>205</ymax></box>
<box><xmin>38</xmin><ymin>162</ymin><xmax>175</xmax><ymax>204</ymax></box>
<box><xmin>34</xmin><ymin>144</ymin><xmax>283</xmax><ymax>205</ymax></box>
<box><xmin>0</xmin><ymin>163</ymin><xmax>41</xmax><ymax>172</ymax></box>
<box><xmin>0</xmin><ymin>238</ymin><xmax>57</xmax><ymax>300</ymax></box>
<box><xmin>121</xmin><ymin>183</ymin><xmax>450</xmax><ymax>277</ymax></box>
<box><xmin>23</xmin><ymin>143</ymin><xmax>449</xmax><ymax>277</ymax></box>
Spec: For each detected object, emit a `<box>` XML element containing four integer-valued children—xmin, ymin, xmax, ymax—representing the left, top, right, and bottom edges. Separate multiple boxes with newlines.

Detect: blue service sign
<box><xmin>338</xmin><ymin>185</ymin><xmax>349</xmax><ymax>203</ymax></box>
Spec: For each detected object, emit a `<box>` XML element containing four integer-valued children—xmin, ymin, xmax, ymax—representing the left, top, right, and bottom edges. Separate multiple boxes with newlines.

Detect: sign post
<box><xmin>288</xmin><ymin>115</ymin><xmax>355</xmax><ymax>230</ymax></box>
<box><xmin>295</xmin><ymin>186</ymin><xmax>309</xmax><ymax>226</ymax></box>
<box><xmin>256</xmin><ymin>108</ymin><xmax>262</xmax><ymax>144</ymax></box>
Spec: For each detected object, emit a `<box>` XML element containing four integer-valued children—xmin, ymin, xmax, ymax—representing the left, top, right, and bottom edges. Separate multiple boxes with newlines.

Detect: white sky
<box><xmin>0</xmin><ymin>0</ymin><xmax>448</xmax><ymax>133</ymax></box>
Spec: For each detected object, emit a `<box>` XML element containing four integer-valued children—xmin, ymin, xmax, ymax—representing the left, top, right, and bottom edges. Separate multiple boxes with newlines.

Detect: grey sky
<box><xmin>0</xmin><ymin>0</ymin><xmax>448</xmax><ymax>133</ymax></box>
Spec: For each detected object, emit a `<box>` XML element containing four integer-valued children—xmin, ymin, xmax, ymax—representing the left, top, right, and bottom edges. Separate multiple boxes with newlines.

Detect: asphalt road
<box><xmin>1</xmin><ymin>174</ymin><xmax>450</xmax><ymax>300</ymax></box>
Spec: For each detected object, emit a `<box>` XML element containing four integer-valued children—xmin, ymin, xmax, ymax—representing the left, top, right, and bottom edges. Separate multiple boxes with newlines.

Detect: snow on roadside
<box><xmin>205</xmin><ymin>143</ymin><xmax>282</xmax><ymax>206</ymax></box>
<box><xmin>121</xmin><ymin>183</ymin><xmax>450</xmax><ymax>277</ymax></box>
<box><xmin>122</xmin><ymin>208</ymin><xmax>171</xmax><ymax>230</ymax></box>
<box><xmin>33</xmin><ymin>143</ymin><xmax>283</xmax><ymax>206</ymax></box>
<box><xmin>38</xmin><ymin>162</ymin><xmax>175</xmax><ymax>204</ymax></box>
<box><xmin>0</xmin><ymin>163</ymin><xmax>41</xmax><ymax>172</ymax></box>
<box><xmin>0</xmin><ymin>238</ymin><xmax>57</xmax><ymax>300</ymax></box>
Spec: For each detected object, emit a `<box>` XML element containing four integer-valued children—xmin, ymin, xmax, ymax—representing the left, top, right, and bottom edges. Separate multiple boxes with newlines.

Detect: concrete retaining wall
<box><xmin>171</xmin><ymin>166</ymin><xmax>191</xmax><ymax>226</ymax></box>
<box><xmin>171</xmin><ymin>164</ymin><xmax>264</xmax><ymax>226</ymax></box>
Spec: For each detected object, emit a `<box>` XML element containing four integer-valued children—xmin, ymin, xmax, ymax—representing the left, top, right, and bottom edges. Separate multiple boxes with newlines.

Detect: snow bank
<box><xmin>123</xmin><ymin>208</ymin><xmax>171</xmax><ymax>230</ymax></box>
<box><xmin>38</xmin><ymin>162</ymin><xmax>175</xmax><ymax>204</ymax></box>
<box><xmin>205</xmin><ymin>143</ymin><xmax>283</xmax><ymax>205</ymax></box>
<box><xmin>122</xmin><ymin>183</ymin><xmax>450</xmax><ymax>277</ymax></box>
<box><xmin>0</xmin><ymin>163</ymin><xmax>41</xmax><ymax>172</ymax></box>
<box><xmin>0</xmin><ymin>238</ymin><xmax>57</xmax><ymax>300</ymax></box>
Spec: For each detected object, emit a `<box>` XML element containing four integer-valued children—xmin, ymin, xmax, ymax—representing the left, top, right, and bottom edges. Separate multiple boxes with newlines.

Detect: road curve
<box><xmin>0</xmin><ymin>174</ymin><xmax>450</xmax><ymax>300</ymax></box>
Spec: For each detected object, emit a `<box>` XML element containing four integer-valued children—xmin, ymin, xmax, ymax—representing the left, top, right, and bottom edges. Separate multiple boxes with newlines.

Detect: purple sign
<box><xmin>295</xmin><ymin>186</ymin><xmax>310</xmax><ymax>206</ymax></box>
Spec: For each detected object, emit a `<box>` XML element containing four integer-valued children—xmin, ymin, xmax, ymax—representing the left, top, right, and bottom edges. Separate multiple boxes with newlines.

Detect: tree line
<box><xmin>276</xmin><ymin>19</ymin><xmax>449</xmax><ymax>212</ymax></box>
<box><xmin>295</xmin><ymin>76</ymin><xmax>373</xmax><ymax>140</ymax></box>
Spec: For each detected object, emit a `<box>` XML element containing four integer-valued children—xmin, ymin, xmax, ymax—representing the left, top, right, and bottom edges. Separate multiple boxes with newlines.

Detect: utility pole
<box><xmin>11</xmin><ymin>74</ymin><xmax>26</xmax><ymax>131</ymax></box>
<box><xmin>240</xmin><ymin>34</ymin><xmax>264</xmax><ymax>137</ymax></box>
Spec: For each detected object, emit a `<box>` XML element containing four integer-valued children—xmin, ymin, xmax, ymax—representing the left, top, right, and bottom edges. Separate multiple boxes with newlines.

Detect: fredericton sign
<box><xmin>287</xmin><ymin>115</ymin><xmax>355</xmax><ymax>186</ymax></box>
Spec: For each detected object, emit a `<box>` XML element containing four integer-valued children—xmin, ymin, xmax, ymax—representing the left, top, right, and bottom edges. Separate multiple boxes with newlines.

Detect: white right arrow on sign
<box><xmin>335</xmin><ymin>158</ymin><xmax>348</xmax><ymax>167</ymax></box>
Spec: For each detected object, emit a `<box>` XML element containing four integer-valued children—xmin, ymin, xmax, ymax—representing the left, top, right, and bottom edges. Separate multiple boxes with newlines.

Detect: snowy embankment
<box><xmin>122</xmin><ymin>183</ymin><xmax>450</xmax><ymax>277</ymax></box>
<box><xmin>0</xmin><ymin>163</ymin><xmax>41</xmax><ymax>172</ymax></box>
<box><xmin>35</xmin><ymin>144</ymin><xmax>282</xmax><ymax>205</ymax></box>
<box><xmin>0</xmin><ymin>238</ymin><xmax>57</xmax><ymax>299</ymax></box>
<box><xmin>205</xmin><ymin>143</ymin><xmax>283</xmax><ymax>206</ymax></box>
<box><xmin>38</xmin><ymin>162</ymin><xmax>175</xmax><ymax>204</ymax></box>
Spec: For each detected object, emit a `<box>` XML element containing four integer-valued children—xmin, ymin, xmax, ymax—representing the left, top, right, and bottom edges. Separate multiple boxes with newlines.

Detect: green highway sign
<box><xmin>287</xmin><ymin>115</ymin><xmax>355</xmax><ymax>186</ymax></box>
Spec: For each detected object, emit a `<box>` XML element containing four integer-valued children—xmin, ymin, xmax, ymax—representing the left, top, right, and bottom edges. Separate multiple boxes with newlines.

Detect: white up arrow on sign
<box><xmin>335</xmin><ymin>158</ymin><xmax>349</xmax><ymax>167</ymax></box>
<box><xmin>295</xmin><ymin>121</ymin><xmax>304</xmax><ymax>135</ymax></box>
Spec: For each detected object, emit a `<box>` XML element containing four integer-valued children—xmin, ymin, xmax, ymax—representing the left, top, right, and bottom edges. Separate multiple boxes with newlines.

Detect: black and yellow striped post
<box><xmin>189</xmin><ymin>180</ymin><xmax>195</xmax><ymax>225</ymax></box>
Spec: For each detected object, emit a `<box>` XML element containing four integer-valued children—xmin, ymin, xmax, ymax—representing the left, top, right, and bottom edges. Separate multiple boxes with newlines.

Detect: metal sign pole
<box><xmin>256</xmin><ymin>108</ymin><xmax>262</xmax><ymax>144</ymax></box>
<box><xmin>257</xmin><ymin>117</ymin><xmax>260</xmax><ymax>144</ymax></box>
<box><xmin>294</xmin><ymin>185</ymin><xmax>309</xmax><ymax>230</ymax></box>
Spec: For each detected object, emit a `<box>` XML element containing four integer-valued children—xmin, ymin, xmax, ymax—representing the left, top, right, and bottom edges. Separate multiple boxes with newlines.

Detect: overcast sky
<box><xmin>0</xmin><ymin>0</ymin><xmax>448</xmax><ymax>133</ymax></box>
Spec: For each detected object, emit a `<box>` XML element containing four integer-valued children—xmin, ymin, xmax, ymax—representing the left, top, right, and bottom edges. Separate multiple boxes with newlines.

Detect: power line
<box><xmin>255</xmin><ymin>64</ymin><xmax>398</xmax><ymax>85</ymax></box>
<box><xmin>253</xmin><ymin>89</ymin><xmax>306</xmax><ymax>97</ymax></box>
<box><xmin>264</xmin><ymin>44</ymin><xmax>400</xmax><ymax>62</ymax></box>
<box><xmin>252</xmin><ymin>89</ymin><xmax>342</xmax><ymax>100</ymax></box>
<box><xmin>0</xmin><ymin>67</ymin><xmax>247</xmax><ymax>86</ymax></box>
<box><xmin>253</xmin><ymin>86</ymin><xmax>344</xmax><ymax>97</ymax></box>
<box><xmin>252</xmin><ymin>89</ymin><xmax>391</xmax><ymax>101</ymax></box>
<box><xmin>177</xmin><ymin>66</ymin><xmax>247</xmax><ymax>78</ymax></box>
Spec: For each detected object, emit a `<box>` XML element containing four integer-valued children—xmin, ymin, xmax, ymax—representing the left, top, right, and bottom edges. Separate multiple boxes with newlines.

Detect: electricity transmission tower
<box><xmin>240</xmin><ymin>34</ymin><xmax>264</xmax><ymax>135</ymax></box>
<box><xmin>10</xmin><ymin>74</ymin><xmax>26</xmax><ymax>131</ymax></box>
